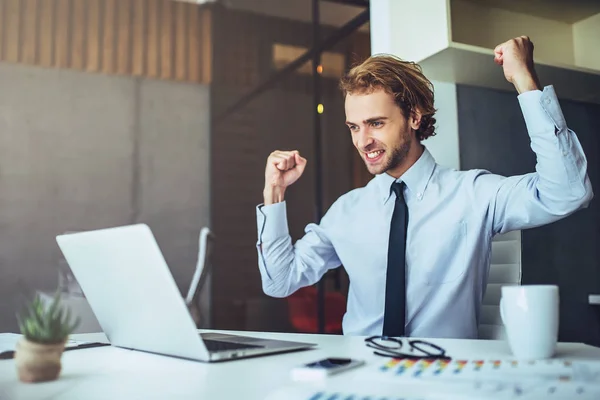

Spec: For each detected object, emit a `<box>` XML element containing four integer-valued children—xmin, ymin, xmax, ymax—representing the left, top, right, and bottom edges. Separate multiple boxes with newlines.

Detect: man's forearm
<box><xmin>263</xmin><ymin>186</ymin><xmax>286</xmax><ymax>205</ymax></box>
<box><xmin>257</xmin><ymin>202</ymin><xmax>318</xmax><ymax>298</ymax></box>
<box><xmin>519</xmin><ymin>86</ymin><xmax>592</xmax><ymax>204</ymax></box>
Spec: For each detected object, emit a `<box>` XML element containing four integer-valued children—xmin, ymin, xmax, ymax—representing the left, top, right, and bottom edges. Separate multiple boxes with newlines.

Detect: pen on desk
<box><xmin>66</xmin><ymin>342</ymin><xmax>111</xmax><ymax>351</ymax></box>
<box><xmin>0</xmin><ymin>342</ymin><xmax>110</xmax><ymax>360</ymax></box>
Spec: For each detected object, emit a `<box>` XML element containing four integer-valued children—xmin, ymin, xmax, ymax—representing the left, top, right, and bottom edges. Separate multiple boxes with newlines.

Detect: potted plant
<box><xmin>15</xmin><ymin>292</ymin><xmax>80</xmax><ymax>383</ymax></box>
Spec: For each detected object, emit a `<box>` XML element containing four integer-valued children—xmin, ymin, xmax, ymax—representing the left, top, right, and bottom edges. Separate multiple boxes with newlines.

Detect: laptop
<box><xmin>55</xmin><ymin>224</ymin><xmax>316</xmax><ymax>362</ymax></box>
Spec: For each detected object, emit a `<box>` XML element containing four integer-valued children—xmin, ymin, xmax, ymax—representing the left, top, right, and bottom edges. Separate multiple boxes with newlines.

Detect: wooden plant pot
<box><xmin>14</xmin><ymin>338</ymin><xmax>66</xmax><ymax>383</ymax></box>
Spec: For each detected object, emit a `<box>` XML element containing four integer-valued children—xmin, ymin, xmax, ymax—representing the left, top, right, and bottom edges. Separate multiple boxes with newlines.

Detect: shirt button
<box><xmin>417</xmin><ymin>193</ymin><xmax>423</xmax><ymax>200</ymax></box>
<box><xmin>563</xmin><ymin>151</ymin><xmax>568</xmax><ymax>156</ymax></box>
<box><xmin>545</xmin><ymin>98</ymin><xmax>551</xmax><ymax>105</ymax></box>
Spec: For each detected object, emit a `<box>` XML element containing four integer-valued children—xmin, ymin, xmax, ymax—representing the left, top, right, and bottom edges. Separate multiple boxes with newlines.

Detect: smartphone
<box><xmin>290</xmin><ymin>357</ymin><xmax>365</xmax><ymax>380</ymax></box>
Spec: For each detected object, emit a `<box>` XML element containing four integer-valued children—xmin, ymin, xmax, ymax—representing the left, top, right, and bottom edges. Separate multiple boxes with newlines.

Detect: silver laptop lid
<box><xmin>56</xmin><ymin>224</ymin><xmax>210</xmax><ymax>361</ymax></box>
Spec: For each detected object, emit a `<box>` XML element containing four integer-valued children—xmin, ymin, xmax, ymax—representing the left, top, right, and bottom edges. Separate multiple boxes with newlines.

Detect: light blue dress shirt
<box><xmin>255</xmin><ymin>86</ymin><xmax>593</xmax><ymax>338</ymax></box>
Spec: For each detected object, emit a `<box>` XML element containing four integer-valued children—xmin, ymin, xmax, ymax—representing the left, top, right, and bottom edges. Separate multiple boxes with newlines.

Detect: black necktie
<box><xmin>383</xmin><ymin>181</ymin><xmax>408</xmax><ymax>337</ymax></box>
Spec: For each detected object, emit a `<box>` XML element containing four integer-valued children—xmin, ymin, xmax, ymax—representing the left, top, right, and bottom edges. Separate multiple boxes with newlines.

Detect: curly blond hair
<box><xmin>339</xmin><ymin>54</ymin><xmax>437</xmax><ymax>141</ymax></box>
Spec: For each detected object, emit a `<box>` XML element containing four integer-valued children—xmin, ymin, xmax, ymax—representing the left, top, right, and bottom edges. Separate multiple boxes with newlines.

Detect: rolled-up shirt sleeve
<box><xmin>256</xmin><ymin>201</ymin><xmax>341</xmax><ymax>298</ymax></box>
<box><xmin>472</xmin><ymin>85</ymin><xmax>593</xmax><ymax>235</ymax></box>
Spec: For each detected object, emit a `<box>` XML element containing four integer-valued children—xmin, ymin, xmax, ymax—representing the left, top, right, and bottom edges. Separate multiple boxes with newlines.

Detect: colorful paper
<box><xmin>369</xmin><ymin>358</ymin><xmax>600</xmax><ymax>398</ymax></box>
<box><xmin>377</xmin><ymin>358</ymin><xmax>599</xmax><ymax>382</ymax></box>
<box><xmin>307</xmin><ymin>392</ymin><xmax>423</xmax><ymax>400</ymax></box>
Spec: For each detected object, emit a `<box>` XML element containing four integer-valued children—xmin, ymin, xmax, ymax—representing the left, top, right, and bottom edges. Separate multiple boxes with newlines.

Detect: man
<box><xmin>255</xmin><ymin>36</ymin><xmax>593</xmax><ymax>338</ymax></box>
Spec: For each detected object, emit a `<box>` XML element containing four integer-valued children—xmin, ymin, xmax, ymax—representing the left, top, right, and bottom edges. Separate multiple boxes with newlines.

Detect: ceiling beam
<box><xmin>321</xmin><ymin>0</ymin><xmax>369</xmax><ymax>8</ymax></box>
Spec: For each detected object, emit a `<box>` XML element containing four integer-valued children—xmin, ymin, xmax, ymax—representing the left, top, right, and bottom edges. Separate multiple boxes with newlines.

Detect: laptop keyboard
<box><xmin>203</xmin><ymin>339</ymin><xmax>264</xmax><ymax>352</ymax></box>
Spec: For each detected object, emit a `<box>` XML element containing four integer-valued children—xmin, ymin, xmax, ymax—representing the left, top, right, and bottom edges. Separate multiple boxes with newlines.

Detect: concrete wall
<box><xmin>0</xmin><ymin>62</ymin><xmax>210</xmax><ymax>332</ymax></box>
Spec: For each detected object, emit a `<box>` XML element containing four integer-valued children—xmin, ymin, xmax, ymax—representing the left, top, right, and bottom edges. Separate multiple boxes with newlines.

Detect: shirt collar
<box><xmin>375</xmin><ymin>147</ymin><xmax>437</xmax><ymax>204</ymax></box>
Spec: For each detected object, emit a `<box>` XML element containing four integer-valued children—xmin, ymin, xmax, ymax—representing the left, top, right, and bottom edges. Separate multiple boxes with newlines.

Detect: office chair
<box><xmin>478</xmin><ymin>230</ymin><xmax>523</xmax><ymax>339</ymax></box>
<box><xmin>186</xmin><ymin>227</ymin><xmax>215</xmax><ymax>328</ymax></box>
<box><xmin>286</xmin><ymin>286</ymin><xmax>346</xmax><ymax>334</ymax></box>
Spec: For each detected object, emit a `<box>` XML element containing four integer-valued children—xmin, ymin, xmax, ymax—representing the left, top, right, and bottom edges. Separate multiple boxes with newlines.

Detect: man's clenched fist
<box><xmin>494</xmin><ymin>36</ymin><xmax>541</xmax><ymax>94</ymax></box>
<box><xmin>263</xmin><ymin>150</ymin><xmax>307</xmax><ymax>205</ymax></box>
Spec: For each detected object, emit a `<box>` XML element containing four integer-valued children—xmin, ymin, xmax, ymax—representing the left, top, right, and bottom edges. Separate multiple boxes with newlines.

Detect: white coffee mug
<box><xmin>500</xmin><ymin>285</ymin><xmax>559</xmax><ymax>360</ymax></box>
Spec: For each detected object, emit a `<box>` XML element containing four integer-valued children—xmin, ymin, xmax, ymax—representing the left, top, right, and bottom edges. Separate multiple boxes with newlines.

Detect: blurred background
<box><xmin>0</xmin><ymin>0</ymin><xmax>599</xmax><ymax>347</ymax></box>
<box><xmin>0</xmin><ymin>0</ymin><xmax>369</xmax><ymax>336</ymax></box>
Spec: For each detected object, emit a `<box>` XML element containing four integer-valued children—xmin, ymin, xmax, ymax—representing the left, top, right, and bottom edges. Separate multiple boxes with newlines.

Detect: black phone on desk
<box><xmin>291</xmin><ymin>357</ymin><xmax>365</xmax><ymax>380</ymax></box>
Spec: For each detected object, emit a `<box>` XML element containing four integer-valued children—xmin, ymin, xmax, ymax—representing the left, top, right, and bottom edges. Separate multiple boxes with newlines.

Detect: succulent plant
<box><xmin>16</xmin><ymin>292</ymin><xmax>80</xmax><ymax>344</ymax></box>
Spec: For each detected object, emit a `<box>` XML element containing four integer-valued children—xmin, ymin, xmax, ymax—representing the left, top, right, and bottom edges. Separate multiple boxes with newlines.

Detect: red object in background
<box><xmin>286</xmin><ymin>286</ymin><xmax>346</xmax><ymax>334</ymax></box>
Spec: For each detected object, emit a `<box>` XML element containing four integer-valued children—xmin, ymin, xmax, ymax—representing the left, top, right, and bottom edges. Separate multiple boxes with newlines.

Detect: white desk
<box><xmin>2</xmin><ymin>330</ymin><xmax>600</xmax><ymax>400</ymax></box>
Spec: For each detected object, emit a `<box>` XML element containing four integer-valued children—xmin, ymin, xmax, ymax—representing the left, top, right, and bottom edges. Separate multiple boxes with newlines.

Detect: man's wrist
<box><xmin>513</xmin><ymin>70</ymin><xmax>541</xmax><ymax>94</ymax></box>
<box><xmin>263</xmin><ymin>185</ymin><xmax>286</xmax><ymax>205</ymax></box>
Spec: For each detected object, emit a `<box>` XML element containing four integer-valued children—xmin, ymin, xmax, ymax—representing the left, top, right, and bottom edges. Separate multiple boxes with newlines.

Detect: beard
<box><xmin>364</xmin><ymin>134</ymin><xmax>412</xmax><ymax>175</ymax></box>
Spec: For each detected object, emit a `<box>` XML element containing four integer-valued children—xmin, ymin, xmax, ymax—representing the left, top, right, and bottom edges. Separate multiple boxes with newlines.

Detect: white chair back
<box><xmin>186</xmin><ymin>227</ymin><xmax>215</xmax><ymax>327</ymax></box>
<box><xmin>478</xmin><ymin>230</ymin><xmax>522</xmax><ymax>340</ymax></box>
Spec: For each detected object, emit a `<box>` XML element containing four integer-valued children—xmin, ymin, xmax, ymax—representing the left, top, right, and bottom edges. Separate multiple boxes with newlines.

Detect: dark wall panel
<box><xmin>210</xmin><ymin>7</ymin><xmax>360</xmax><ymax>330</ymax></box>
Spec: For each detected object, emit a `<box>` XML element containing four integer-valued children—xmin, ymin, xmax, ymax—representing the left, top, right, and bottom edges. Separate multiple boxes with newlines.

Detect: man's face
<box><xmin>345</xmin><ymin>88</ymin><xmax>418</xmax><ymax>176</ymax></box>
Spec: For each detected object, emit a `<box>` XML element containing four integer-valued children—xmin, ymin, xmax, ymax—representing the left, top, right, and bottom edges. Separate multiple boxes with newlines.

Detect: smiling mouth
<box><xmin>365</xmin><ymin>150</ymin><xmax>384</xmax><ymax>162</ymax></box>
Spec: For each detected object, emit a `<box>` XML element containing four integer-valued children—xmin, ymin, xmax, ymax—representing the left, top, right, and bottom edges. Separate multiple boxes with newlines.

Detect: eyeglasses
<box><xmin>365</xmin><ymin>336</ymin><xmax>452</xmax><ymax>360</ymax></box>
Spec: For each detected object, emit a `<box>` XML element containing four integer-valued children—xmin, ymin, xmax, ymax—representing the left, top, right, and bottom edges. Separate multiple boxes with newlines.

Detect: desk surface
<box><xmin>2</xmin><ymin>330</ymin><xmax>600</xmax><ymax>400</ymax></box>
